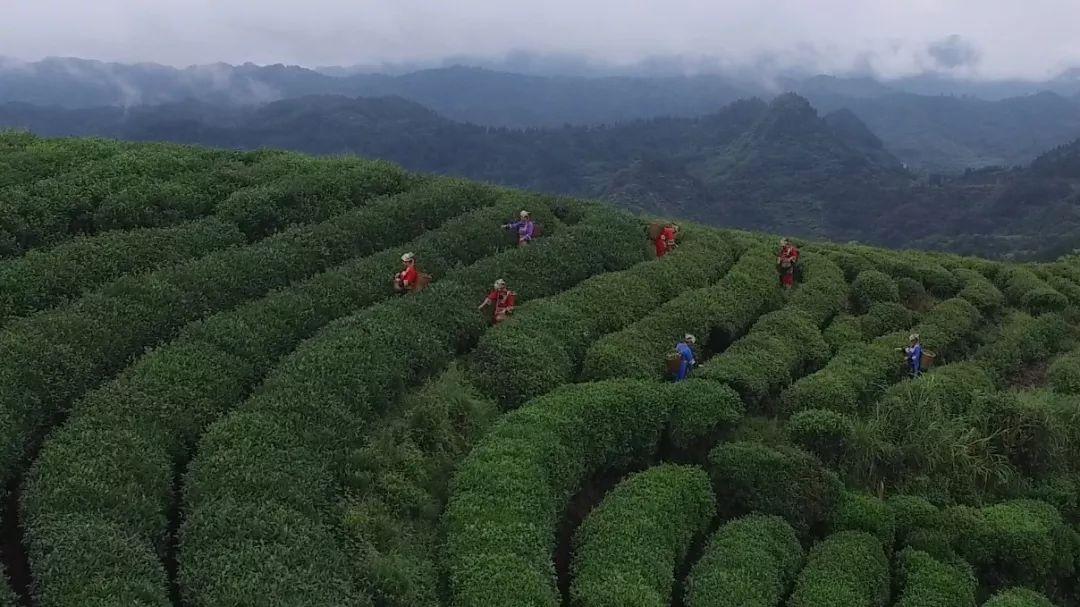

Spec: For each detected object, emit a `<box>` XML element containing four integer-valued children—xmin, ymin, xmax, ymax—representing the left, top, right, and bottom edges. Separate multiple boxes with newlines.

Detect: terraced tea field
<box><xmin>3</xmin><ymin>132</ymin><xmax>1080</xmax><ymax>607</ymax></box>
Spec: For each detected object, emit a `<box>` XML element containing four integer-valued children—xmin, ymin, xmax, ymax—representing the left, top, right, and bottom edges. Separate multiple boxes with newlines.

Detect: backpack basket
<box><xmin>665</xmin><ymin>353</ymin><xmax>683</xmax><ymax>377</ymax></box>
<box><xmin>411</xmin><ymin>273</ymin><xmax>432</xmax><ymax>293</ymax></box>
<box><xmin>921</xmin><ymin>351</ymin><xmax>936</xmax><ymax>369</ymax></box>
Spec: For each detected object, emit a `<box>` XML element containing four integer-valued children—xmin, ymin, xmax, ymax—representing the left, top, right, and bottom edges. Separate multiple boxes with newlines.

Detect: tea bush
<box><xmin>787</xmin><ymin>531</ymin><xmax>889</xmax><ymax>607</ymax></box>
<box><xmin>581</xmin><ymin>245</ymin><xmax>779</xmax><ymax>381</ymax></box>
<box><xmin>709</xmin><ymin>441</ymin><xmax>842</xmax><ymax>538</ymax></box>
<box><xmin>0</xmin><ymin>218</ymin><xmax>244</xmax><ymax>325</ymax></box>
<box><xmin>893</xmin><ymin>548</ymin><xmax>977</xmax><ymax>607</ymax></box>
<box><xmin>569</xmin><ymin>464</ymin><xmax>715</xmax><ymax>607</ymax></box>
<box><xmin>443</xmin><ymin>380</ymin><xmax>670</xmax><ymax>607</ymax></box>
<box><xmin>684</xmin><ymin>514</ymin><xmax>804</xmax><ymax>607</ymax></box>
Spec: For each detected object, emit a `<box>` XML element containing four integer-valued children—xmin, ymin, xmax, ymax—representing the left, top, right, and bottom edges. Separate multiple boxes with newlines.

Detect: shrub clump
<box><xmin>829</xmin><ymin>491</ymin><xmax>896</xmax><ymax>550</ymax></box>
<box><xmin>1048</xmin><ymin>350</ymin><xmax>1080</xmax><ymax>395</ymax></box>
<box><xmin>997</xmin><ymin>266</ymin><xmax>1069</xmax><ymax>314</ymax></box>
<box><xmin>943</xmin><ymin>499</ymin><xmax>1079</xmax><ymax>591</ymax></box>
<box><xmin>975</xmin><ymin>312</ymin><xmax>1068</xmax><ymax>387</ymax></box>
<box><xmin>786</xmin><ymin>409</ymin><xmax>854</xmax><ymax>465</ymax></box>
<box><xmin>852</xmin><ymin>270</ymin><xmax>900</xmax><ymax>313</ymax></box>
<box><xmin>955</xmin><ymin>267</ymin><xmax>1004</xmax><ymax>314</ymax></box>
<box><xmin>684</xmin><ymin>514</ymin><xmax>804</xmax><ymax>607</ymax></box>
<box><xmin>570</xmin><ymin>464</ymin><xmax>715</xmax><ymax>607</ymax></box>
<box><xmin>444</xmin><ymin>380</ymin><xmax>671</xmax><ymax>607</ymax></box>
<box><xmin>787</xmin><ymin>531</ymin><xmax>890</xmax><ymax>607</ymax></box>
<box><xmin>665</xmin><ymin>380</ymin><xmax>744</xmax><ymax>450</ymax></box>
<box><xmin>861</xmin><ymin>302</ymin><xmax>914</xmax><ymax>338</ymax></box>
<box><xmin>982</xmin><ymin>588</ymin><xmax>1056</xmax><ymax>607</ymax></box>
<box><xmin>823</xmin><ymin>314</ymin><xmax>864</xmax><ymax>353</ymax></box>
<box><xmin>709</xmin><ymin>441</ymin><xmax>842</xmax><ymax>538</ymax></box>
<box><xmin>893</xmin><ymin>548</ymin><xmax>977</xmax><ymax>607</ymax></box>
<box><xmin>887</xmin><ymin>495</ymin><xmax>940</xmax><ymax>547</ymax></box>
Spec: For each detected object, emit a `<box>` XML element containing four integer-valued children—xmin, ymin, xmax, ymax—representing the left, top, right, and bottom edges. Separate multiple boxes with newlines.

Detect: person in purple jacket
<box><xmin>675</xmin><ymin>334</ymin><xmax>697</xmax><ymax>381</ymax></box>
<box><xmin>503</xmin><ymin>210</ymin><xmax>535</xmax><ymax>247</ymax></box>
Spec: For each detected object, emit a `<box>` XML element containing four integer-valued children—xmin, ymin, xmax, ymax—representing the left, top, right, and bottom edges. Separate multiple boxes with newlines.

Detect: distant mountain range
<box><xmin>3</xmin><ymin>57</ymin><xmax>1080</xmax><ymax>172</ymax></box>
<box><xmin>3</xmin><ymin>91</ymin><xmax>1079</xmax><ymax>260</ymax></box>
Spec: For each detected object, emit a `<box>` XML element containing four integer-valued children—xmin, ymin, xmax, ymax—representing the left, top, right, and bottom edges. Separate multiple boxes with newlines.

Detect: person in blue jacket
<box><xmin>904</xmin><ymin>333</ymin><xmax>923</xmax><ymax>377</ymax></box>
<box><xmin>675</xmin><ymin>334</ymin><xmax>697</xmax><ymax>381</ymax></box>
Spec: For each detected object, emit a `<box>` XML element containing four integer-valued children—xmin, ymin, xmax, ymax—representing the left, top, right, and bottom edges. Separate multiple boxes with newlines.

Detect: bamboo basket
<box><xmin>665</xmin><ymin>353</ymin><xmax>682</xmax><ymax>378</ymax></box>
<box><xmin>411</xmin><ymin>273</ymin><xmax>432</xmax><ymax>293</ymax></box>
<box><xmin>921</xmin><ymin>351</ymin><xmax>936</xmax><ymax>369</ymax></box>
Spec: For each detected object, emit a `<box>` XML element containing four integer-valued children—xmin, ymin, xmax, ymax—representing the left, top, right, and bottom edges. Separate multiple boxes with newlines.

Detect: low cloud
<box><xmin>928</xmin><ymin>35</ymin><xmax>982</xmax><ymax>70</ymax></box>
<box><xmin>0</xmin><ymin>1</ymin><xmax>1077</xmax><ymax>81</ymax></box>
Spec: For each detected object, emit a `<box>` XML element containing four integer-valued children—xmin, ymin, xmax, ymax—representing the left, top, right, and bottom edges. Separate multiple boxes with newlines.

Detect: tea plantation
<box><xmin>4</xmin><ymin>131</ymin><xmax>1080</xmax><ymax>607</ymax></box>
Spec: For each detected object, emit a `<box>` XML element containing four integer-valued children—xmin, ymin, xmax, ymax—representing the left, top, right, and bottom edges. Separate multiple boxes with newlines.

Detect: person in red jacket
<box><xmin>394</xmin><ymin>252</ymin><xmax>419</xmax><ymax>293</ymax></box>
<box><xmin>654</xmin><ymin>224</ymin><xmax>678</xmax><ymax>257</ymax></box>
<box><xmin>777</xmin><ymin>238</ymin><xmax>800</xmax><ymax>289</ymax></box>
<box><xmin>478</xmin><ymin>278</ymin><xmax>516</xmax><ymax>324</ymax></box>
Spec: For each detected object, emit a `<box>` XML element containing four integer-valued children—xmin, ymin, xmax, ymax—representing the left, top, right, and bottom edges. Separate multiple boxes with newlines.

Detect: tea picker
<box><xmin>650</xmin><ymin>223</ymin><xmax>679</xmax><ymax>258</ymax></box>
<box><xmin>503</xmin><ymin>210</ymin><xmax>536</xmax><ymax>247</ymax></box>
<box><xmin>669</xmin><ymin>334</ymin><xmax>697</xmax><ymax>382</ymax></box>
<box><xmin>897</xmin><ymin>333</ymin><xmax>934</xmax><ymax>377</ymax></box>
<box><xmin>777</xmin><ymin>238</ymin><xmax>800</xmax><ymax>289</ymax></box>
<box><xmin>478</xmin><ymin>278</ymin><xmax>517</xmax><ymax>325</ymax></box>
<box><xmin>393</xmin><ymin>252</ymin><xmax>431</xmax><ymax>294</ymax></box>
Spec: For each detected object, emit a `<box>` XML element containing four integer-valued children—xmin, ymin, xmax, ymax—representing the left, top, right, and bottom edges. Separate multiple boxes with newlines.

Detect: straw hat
<box><xmin>494</xmin><ymin>279</ymin><xmax>507</xmax><ymax>289</ymax></box>
<box><xmin>401</xmin><ymin>252</ymin><xmax>415</xmax><ymax>262</ymax></box>
<box><xmin>684</xmin><ymin>334</ymin><xmax>697</xmax><ymax>344</ymax></box>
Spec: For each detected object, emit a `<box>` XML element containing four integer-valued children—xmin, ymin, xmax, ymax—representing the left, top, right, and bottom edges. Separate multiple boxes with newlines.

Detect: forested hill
<box><xmin>0</xmin><ymin>92</ymin><xmax>911</xmax><ymax>242</ymax></box>
<box><xmin>4</xmin><ymin>58</ymin><xmax>1080</xmax><ymax>172</ymax></box>
<box><xmin>4</xmin><ymin>92</ymin><xmax>1080</xmax><ymax>259</ymax></box>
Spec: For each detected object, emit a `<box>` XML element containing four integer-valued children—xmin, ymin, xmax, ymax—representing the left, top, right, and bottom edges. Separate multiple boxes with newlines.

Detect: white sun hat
<box><xmin>909</xmin><ymin>333</ymin><xmax>920</xmax><ymax>342</ymax></box>
<box><xmin>520</xmin><ymin>210</ymin><xmax>530</xmax><ymax>218</ymax></box>
<box><xmin>684</xmin><ymin>334</ymin><xmax>696</xmax><ymax>343</ymax></box>
<box><xmin>494</xmin><ymin>279</ymin><xmax>507</xmax><ymax>289</ymax></box>
<box><xmin>401</xmin><ymin>252</ymin><xmax>415</xmax><ymax>262</ymax></box>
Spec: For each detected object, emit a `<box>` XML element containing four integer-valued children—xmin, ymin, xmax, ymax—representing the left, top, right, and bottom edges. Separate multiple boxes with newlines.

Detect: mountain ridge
<box><xmin>3</xmin><ymin>57</ymin><xmax>1080</xmax><ymax>172</ymax></box>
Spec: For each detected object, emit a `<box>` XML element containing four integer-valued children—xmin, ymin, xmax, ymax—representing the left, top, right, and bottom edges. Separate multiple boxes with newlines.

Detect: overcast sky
<box><xmin>2</xmin><ymin>0</ymin><xmax>1078</xmax><ymax>79</ymax></box>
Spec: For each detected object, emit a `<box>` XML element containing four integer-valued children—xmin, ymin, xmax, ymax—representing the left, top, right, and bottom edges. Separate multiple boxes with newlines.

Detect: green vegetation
<box><xmin>894</xmin><ymin>548</ymin><xmax>977</xmax><ymax>607</ymax></box>
<box><xmin>3</xmin><ymin>135</ymin><xmax>1080</xmax><ymax>607</ymax></box>
<box><xmin>982</xmin><ymin>589</ymin><xmax>1057</xmax><ymax>607</ymax></box>
<box><xmin>787</xmin><ymin>531</ymin><xmax>890</xmax><ymax>607</ymax></box>
<box><xmin>684</xmin><ymin>514</ymin><xmax>804</xmax><ymax>607</ymax></box>
<box><xmin>569</xmin><ymin>464</ymin><xmax>715</xmax><ymax>607</ymax></box>
<box><xmin>580</xmin><ymin>245</ymin><xmax>779</xmax><ymax>381</ymax></box>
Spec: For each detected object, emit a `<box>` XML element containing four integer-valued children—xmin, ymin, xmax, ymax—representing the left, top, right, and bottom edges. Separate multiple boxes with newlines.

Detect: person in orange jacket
<box><xmin>394</xmin><ymin>252</ymin><xmax>419</xmax><ymax>293</ymax></box>
<box><xmin>777</xmin><ymin>238</ymin><xmax>800</xmax><ymax>289</ymax></box>
<box><xmin>654</xmin><ymin>223</ymin><xmax>678</xmax><ymax>257</ymax></box>
<box><xmin>478</xmin><ymin>278</ymin><xmax>516</xmax><ymax>324</ymax></box>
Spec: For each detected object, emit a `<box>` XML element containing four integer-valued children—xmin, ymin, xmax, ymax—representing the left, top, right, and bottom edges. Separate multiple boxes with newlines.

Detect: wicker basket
<box><xmin>665</xmin><ymin>354</ymin><xmax>682</xmax><ymax>378</ymax></box>
<box><xmin>921</xmin><ymin>351</ymin><xmax>936</xmax><ymax>369</ymax></box>
<box><xmin>411</xmin><ymin>273</ymin><xmax>432</xmax><ymax>293</ymax></box>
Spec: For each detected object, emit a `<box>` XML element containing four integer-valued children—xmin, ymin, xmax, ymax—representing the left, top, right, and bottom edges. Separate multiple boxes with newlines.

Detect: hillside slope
<box><xmin>2</xmin><ymin>136</ymin><xmax>1080</xmax><ymax>607</ymax></box>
